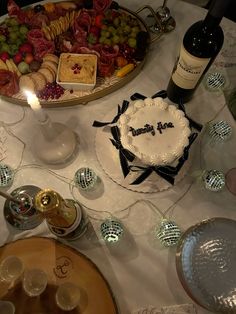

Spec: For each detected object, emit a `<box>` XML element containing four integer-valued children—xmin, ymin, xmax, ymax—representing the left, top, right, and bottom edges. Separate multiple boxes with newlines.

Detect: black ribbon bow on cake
<box><xmin>92</xmin><ymin>100</ymin><xmax>129</xmax><ymax>128</ymax></box>
<box><xmin>92</xmin><ymin>90</ymin><xmax>202</xmax><ymax>186</ymax></box>
<box><xmin>129</xmin><ymin>132</ymin><xmax>198</xmax><ymax>185</ymax></box>
<box><xmin>110</xmin><ymin>126</ymin><xmax>135</xmax><ymax>178</ymax></box>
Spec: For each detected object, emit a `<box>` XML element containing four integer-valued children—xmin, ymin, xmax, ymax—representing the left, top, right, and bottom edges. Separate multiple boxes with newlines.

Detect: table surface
<box><xmin>0</xmin><ymin>1</ymin><xmax>236</xmax><ymax>313</ymax></box>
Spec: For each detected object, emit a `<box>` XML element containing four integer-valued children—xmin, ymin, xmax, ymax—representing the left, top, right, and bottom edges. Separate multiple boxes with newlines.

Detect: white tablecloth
<box><xmin>0</xmin><ymin>1</ymin><xmax>235</xmax><ymax>313</ymax></box>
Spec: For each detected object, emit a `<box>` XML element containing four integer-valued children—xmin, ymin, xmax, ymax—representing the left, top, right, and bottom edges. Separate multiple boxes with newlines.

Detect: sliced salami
<box><xmin>0</xmin><ymin>70</ymin><xmax>19</xmax><ymax>97</ymax></box>
<box><xmin>93</xmin><ymin>0</ymin><xmax>112</xmax><ymax>13</ymax></box>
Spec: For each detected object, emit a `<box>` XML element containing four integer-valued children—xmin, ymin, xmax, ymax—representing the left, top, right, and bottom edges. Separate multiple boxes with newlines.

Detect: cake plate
<box><xmin>95</xmin><ymin>107</ymin><xmax>194</xmax><ymax>193</ymax></box>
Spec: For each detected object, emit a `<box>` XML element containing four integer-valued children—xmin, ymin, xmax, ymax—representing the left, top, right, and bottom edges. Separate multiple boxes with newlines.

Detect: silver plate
<box><xmin>176</xmin><ymin>218</ymin><xmax>236</xmax><ymax>313</ymax></box>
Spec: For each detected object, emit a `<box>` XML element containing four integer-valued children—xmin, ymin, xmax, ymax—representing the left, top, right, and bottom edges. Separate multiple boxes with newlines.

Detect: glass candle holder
<box><xmin>55</xmin><ymin>282</ymin><xmax>80</xmax><ymax>311</ymax></box>
<box><xmin>32</xmin><ymin>115</ymin><xmax>78</xmax><ymax>166</ymax></box>
<box><xmin>22</xmin><ymin>268</ymin><xmax>47</xmax><ymax>297</ymax></box>
<box><xmin>0</xmin><ymin>256</ymin><xmax>24</xmax><ymax>286</ymax></box>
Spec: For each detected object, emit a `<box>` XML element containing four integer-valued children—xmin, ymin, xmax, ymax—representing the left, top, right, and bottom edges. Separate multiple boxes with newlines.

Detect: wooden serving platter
<box><xmin>0</xmin><ymin>237</ymin><xmax>118</xmax><ymax>314</ymax></box>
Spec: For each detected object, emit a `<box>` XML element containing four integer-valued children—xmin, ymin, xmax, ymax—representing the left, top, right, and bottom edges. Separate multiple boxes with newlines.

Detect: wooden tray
<box><xmin>0</xmin><ymin>237</ymin><xmax>118</xmax><ymax>314</ymax></box>
<box><xmin>0</xmin><ymin>4</ymin><xmax>161</xmax><ymax>108</ymax></box>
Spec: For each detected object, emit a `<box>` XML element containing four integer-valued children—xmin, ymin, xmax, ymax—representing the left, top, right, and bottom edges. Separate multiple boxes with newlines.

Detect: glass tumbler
<box><xmin>22</xmin><ymin>268</ymin><xmax>47</xmax><ymax>297</ymax></box>
<box><xmin>55</xmin><ymin>282</ymin><xmax>80</xmax><ymax>311</ymax></box>
<box><xmin>0</xmin><ymin>256</ymin><xmax>24</xmax><ymax>286</ymax></box>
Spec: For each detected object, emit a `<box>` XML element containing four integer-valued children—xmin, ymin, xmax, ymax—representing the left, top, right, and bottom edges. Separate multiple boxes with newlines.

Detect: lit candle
<box><xmin>25</xmin><ymin>91</ymin><xmax>47</xmax><ymax>122</ymax></box>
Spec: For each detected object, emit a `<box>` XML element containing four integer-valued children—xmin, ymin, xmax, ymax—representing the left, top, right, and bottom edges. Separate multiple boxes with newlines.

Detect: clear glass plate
<box><xmin>176</xmin><ymin>218</ymin><xmax>236</xmax><ymax>313</ymax></box>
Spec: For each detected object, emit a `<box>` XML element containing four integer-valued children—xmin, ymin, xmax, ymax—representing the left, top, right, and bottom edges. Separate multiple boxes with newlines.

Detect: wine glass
<box><xmin>0</xmin><ymin>256</ymin><xmax>24</xmax><ymax>288</ymax></box>
<box><xmin>145</xmin><ymin>0</ymin><xmax>176</xmax><ymax>34</ymax></box>
<box><xmin>55</xmin><ymin>282</ymin><xmax>80</xmax><ymax>311</ymax></box>
<box><xmin>156</xmin><ymin>0</ymin><xmax>171</xmax><ymax>22</ymax></box>
<box><xmin>22</xmin><ymin>268</ymin><xmax>47</xmax><ymax>297</ymax></box>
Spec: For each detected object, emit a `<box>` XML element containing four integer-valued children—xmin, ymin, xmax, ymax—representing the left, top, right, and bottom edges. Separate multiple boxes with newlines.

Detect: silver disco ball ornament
<box><xmin>156</xmin><ymin>219</ymin><xmax>182</xmax><ymax>247</ymax></box>
<box><xmin>0</xmin><ymin>164</ymin><xmax>14</xmax><ymax>188</ymax></box>
<box><xmin>100</xmin><ymin>219</ymin><xmax>124</xmax><ymax>243</ymax></box>
<box><xmin>202</xmin><ymin>170</ymin><xmax>225</xmax><ymax>192</ymax></box>
<box><xmin>205</xmin><ymin>71</ymin><xmax>226</xmax><ymax>91</ymax></box>
<box><xmin>208</xmin><ymin>121</ymin><xmax>232</xmax><ymax>143</ymax></box>
<box><xmin>74</xmin><ymin>167</ymin><xmax>97</xmax><ymax>190</ymax></box>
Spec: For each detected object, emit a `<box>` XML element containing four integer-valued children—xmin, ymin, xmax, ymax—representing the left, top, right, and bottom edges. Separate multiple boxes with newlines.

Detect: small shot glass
<box><xmin>0</xmin><ymin>301</ymin><xmax>15</xmax><ymax>314</ymax></box>
<box><xmin>55</xmin><ymin>282</ymin><xmax>80</xmax><ymax>311</ymax></box>
<box><xmin>0</xmin><ymin>256</ymin><xmax>24</xmax><ymax>287</ymax></box>
<box><xmin>22</xmin><ymin>268</ymin><xmax>47</xmax><ymax>297</ymax></box>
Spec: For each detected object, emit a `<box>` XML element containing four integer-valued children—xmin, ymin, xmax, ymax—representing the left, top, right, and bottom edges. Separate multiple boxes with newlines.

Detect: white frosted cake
<box><xmin>118</xmin><ymin>97</ymin><xmax>191</xmax><ymax>166</ymax></box>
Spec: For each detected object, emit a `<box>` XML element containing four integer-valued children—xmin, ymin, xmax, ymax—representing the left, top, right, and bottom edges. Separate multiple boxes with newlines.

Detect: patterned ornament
<box><xmin>74</xmin><ymin>167</ymin><xmax>97</xmax><ymax>190</ymax></box>
<box><xmin>0</xmin><ymin>164</ymin><xmax>14</xmax><ymax>188</ymax></box>
<box><xmin>205</xmin><ymin>71</ymin><xmax>226</xmax><ymax>91</ymax></box>
<box><xmin>156</xmin><ymin>219</ymin><xmax>182</xmax><ymax>247</ymax></box>
<box><xmin>202</xmin><ymin>170</ymin><xmax>225</xmax><ymax>192</ymax></box>
<box><xmin>100</xmin><ymin>219</ymin><xmax>124</xmax><ymax>243</ymax></box>
<box><xmin>208</xmin><ymin>121</ymin><xmax>232</xmax><ymax>143</ymax></box>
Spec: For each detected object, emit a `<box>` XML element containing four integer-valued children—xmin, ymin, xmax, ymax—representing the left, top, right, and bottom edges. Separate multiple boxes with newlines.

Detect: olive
<box><xmin>34</xmin><ymin>4</ymin><xmax>45</xmax><ymax>13</ymax></box>
<box><xmin>110</xmin><ymin>1</ymin><xmax>119</xmax><ymax>10</ymax></box>
<box><xmin>136</xmin><ymin>31</ymin><xmax>149</xmax><ymax>49</ymax></box>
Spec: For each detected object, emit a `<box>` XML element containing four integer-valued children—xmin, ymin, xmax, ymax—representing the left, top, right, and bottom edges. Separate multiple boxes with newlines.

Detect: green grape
<box><xmin>105</xmin><ymin>31</ymin><xmax>111</xmax><ymax>38</ymax></box>
<box><xmin>99</xmin><ymin>36</ymin><xmax>106</xmax><ymax>44</ymax></box>
<box><xmin>108</xmin><ymin>26</ymin><xmax>116</xmax><ymax>33</ymax></box>
<box><xmin>113</xmin><ymin>17</ymin><xmax>120</xmax><ymax>27</ymax></box>
<box><xmin>123</xmin><ymin>25</ymin><xmax>131</xmax><ymax>34</ymax></box>
<box><xmin>8</xmin><ymin>26</ymin><xmax>19</xmax><ymax>33</ymax></box>
<box><xmin>112</xmin><ymin>35</ymin><xmax>120</xmax><ymax>44</ymax></box>
<box><xmin>9</xmin><ymin>44</ymin><xmax>18</xmax><ymax>56</ymax></box>
<box><xmin>131</xmin><ymin>26</ymin><xmax>140</xmax><ymax>34</ymax></box>
<box><xmin>19</xmin><ymin>25</ymin><xmax>28</xmax><ymax>35</ymax></box>
<box><xmin>9</xmin><ymin>32</ymin><xmax>18</xmax><ymax>42</ymax></box>
<box><xmin>9</xmin><ymin>18</ymin><xmax>19</xmax><ymax>26</ymax></box>
<box><xmin>128</xmin><ymin>37</ymin><xmax>137</xmax><ymax>48</ymax></box>
<box><xmin>100</xmin><ymin>29</ymin><xmax>107</xmax><ymax>37</ymax></box>
<box><xmin>104</xmin><ymin>38</ymin><xmax>112</xmax><ymax>46</ymax></box>
<box><xmin>0</xmin><ymin>34</ymin><xmax>6</xmax><ymax>42</ymax></box>
<box><xmin>1</xmin><ymin>43</ymin><xmax>10</xmax><ymax>53</ymax></box>
<box><xmin>116</xmin><ymin>27</ymin><xmax>123</xmax><ymax>35</ymax></box>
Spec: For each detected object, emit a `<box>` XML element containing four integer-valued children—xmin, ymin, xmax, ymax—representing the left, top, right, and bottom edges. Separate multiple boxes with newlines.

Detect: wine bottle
<box><xmin>35</xmin><ymin>189</ymin><xmax>88</xmax><ymax>241</ymax></box>
<box><xmin>167</xmin><ymin>0</ymin><xmax>232</xmax><ymax>104</ymax></box>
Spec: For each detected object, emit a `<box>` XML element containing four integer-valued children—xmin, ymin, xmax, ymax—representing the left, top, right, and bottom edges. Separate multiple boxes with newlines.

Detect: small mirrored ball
<box><xmin>202</xmin><ymin>170</ymin><xmax>225</xmax><ymax>192</ymax></box>
<box><xmin>74</xmin><ymin>167</ymin><xmax>98</xmax><ymax>190</ymax></box>
<box><xmin>156</xmin><ymin>219</ymin><xmax>182</xmax><ymax>247</ymax></box>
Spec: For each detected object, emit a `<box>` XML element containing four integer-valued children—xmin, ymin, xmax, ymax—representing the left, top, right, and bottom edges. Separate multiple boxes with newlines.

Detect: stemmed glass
<box><xmin>145</xmin><ymin>0</ymin><xmax>176</xmax><ymax>34</ymax></box>
<box><xmin>155</xmin><ymin>0</ymin><xmax>176</xmax><ymax>33</ymax></box>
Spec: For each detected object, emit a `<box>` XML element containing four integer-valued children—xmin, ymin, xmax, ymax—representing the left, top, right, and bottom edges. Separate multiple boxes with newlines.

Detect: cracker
<box><xmin>19</xmin><ymin>75</ymin><xmax>35</xmax><ymax>93</ymax></box>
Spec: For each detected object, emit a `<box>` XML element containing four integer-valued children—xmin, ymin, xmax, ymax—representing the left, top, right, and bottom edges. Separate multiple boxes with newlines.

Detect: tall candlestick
<box><xmin>25</xmin><ymin>91</ymin><xmax>47</xmax><ymax>122</ymax></box>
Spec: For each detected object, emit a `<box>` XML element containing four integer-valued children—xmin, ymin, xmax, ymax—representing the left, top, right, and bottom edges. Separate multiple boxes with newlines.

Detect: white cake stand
<box><xmin>95</xmin><ymin>107</ymin><xmax>194</xmax><ymax>193</ymax></box>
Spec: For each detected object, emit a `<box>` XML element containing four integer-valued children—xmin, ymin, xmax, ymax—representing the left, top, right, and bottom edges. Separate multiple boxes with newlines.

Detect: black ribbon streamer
<box><xmin>129</xmin><ymin>132</ymin><xmax>198</xmax><ymax>185</ymax></box>
<box><xmin>92</xmin><ymin>100</ymin><xmax>129</xmax><ymax>127</ymax></box>
<box><xmin>110</xmin><ymin>126</ymin><xmax>135</xmax><ymax>177</ymax></box>
<box><xmin>130</xmin><ymin>90</ymin><xmax>167</xmax><ymax>101</ymax></box>
<box><xmin>178</xmin><ymin>99</ymin><xmax>203</xmax><ymax>132</ymax></box>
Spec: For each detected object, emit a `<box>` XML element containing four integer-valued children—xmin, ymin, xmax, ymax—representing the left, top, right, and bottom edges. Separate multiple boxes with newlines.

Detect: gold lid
<box><xmin>34</xmin><ymin>189</ymin><xmax>63</xmax><ymax>217</ymax></box>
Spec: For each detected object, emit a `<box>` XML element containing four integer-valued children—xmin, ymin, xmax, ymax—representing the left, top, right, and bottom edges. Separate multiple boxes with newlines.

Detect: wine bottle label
<box><xmin>47</xmin><ymin>201</ymin><xmax>88</xmax><ymax>240</ymax></box>
<box><xmin>172</xmin><ymin>45</ymin><xmax>210</xmax><ymax>89</ymax></box>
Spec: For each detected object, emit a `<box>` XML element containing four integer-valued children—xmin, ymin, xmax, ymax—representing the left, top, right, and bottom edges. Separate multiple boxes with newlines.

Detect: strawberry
<box><xmin>13</xmin><ymin>52</ymin><xmax>23</xmax><ymax>64</ymax></box>
<box><xmin>19</xmin><ymin>43</ymin><xmax>33</xmax><ymax>54</ymax></box>
<box><xmin>0</xmin><ymin>52</ymin><xmax>10</xmax><ymax>62</ymax></box>
<box><xmin>94</xmin><ymin>14</ymin><xmax>105</xmax><ymax>28</ymax></box>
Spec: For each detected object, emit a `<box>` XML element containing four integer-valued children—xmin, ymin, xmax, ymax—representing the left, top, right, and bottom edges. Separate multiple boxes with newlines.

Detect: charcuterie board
<box><xmin>0</xmin><ymin>0</ymin><xmax>160</xmax><ymax>107</ymax></box>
